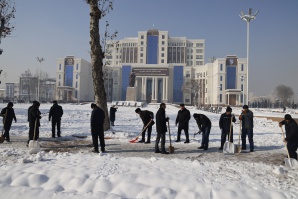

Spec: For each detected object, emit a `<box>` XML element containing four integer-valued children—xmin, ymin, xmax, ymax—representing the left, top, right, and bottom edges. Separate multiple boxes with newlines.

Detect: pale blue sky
<box><xmin>1</xmin><ymin>0</ymin><xmax>298</xmax><ymax>97</ymax></box>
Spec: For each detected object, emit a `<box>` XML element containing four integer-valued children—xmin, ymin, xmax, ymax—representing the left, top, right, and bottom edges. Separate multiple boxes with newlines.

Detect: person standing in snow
<box><xmin>28</xmin><ymin>101</ymin><xmax>41</xmax><ymax>145</ymax></box>
<box><xmin>193</xmin><ymin>113</ymin><xmax>212</xmax><ymax>150</ymax></box>
<box><xmin>279</xmin><ymin>114</ymin><xmax>298</xmax><ymax>160</ymax></box>
<box><xmin>175</xmin><ymin>104</ymin><xmax>191</xmax><ymax>143</ymax></box>
<box><xmin>155</xmin><ymin>103</ymin><xmax>169</xmax><ymax>154</ymax></box>
<box><xmin>218</xmin><ymin>106</ymin><xmax>236</xmax><ymax>150</ymax></box>
<box><xmin>135</xmin><ymin>108</ymin><xmax>154</xmax><ymax>143</ymax></box>
<box><xmin>239</xmin><ymin>105</ymin><xmax>254</xmax><ymax>152</ymax></box>
<box><xmin>109</xmin><ymin>105</ymin><xmax>117</xmax><ymax>126</ymax></box>
<box><xmin>49</xmin><ymin>100</ymin><xmax>63</xmax><ymax>138</ymax></box>
<box><xmin>90</xmin><ymin>103</ymin><xmax>105</xmax><ymax>153</ymax></box>
<box><xmin>0</xmin><ymin>102</ymin><xmax>17</xmax><ymax>142</ymax></box>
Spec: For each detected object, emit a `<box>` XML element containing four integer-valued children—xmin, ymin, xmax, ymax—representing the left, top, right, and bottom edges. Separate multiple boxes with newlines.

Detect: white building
<box><xmin>56</xmin><ymin>56</ymin><xmax>94</xmax><ymax>102</ymax></box>
<box><xmin>105</xmin><ymin>29</ymin><xmax>205</xmax><ymax>104</ymax></box>
<box><xmin>5</xmin><ymin>82</ymin><xmax>19</xmax><ymax>101</ymax></box>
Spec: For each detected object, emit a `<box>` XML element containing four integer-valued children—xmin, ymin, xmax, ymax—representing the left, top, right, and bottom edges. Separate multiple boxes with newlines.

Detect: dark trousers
<box><xmin>241</xmin><ymin>128</ymin><xmax>254</xmax><ymax>150</ymax></box>
<box><xmin>28</xmin><ymin>126</ymin><xmax>39</xmax><ymax>144</ymax></box>
<box><xmin>177</xmin><ymin>126</ymin><xmax>189</xmax><ymax>141</ymax></box>
<box><xmin>220</xmin><ymin>129</ymin><xmax>233</xmax><ymax>148</ymax></box>
<box><xmin>92</xmin><ymin>132</ymin><xmax>105</xmax><ymax>151</ymax></box>
<box><xmin>155</xmin><ymin>132</ymin><xmax>166</xmax><ymax>152</ymax></box>
<box><xmin>141</xmin><ymin>125</ymin><xmax>152</xmax><ymax>142</ymax></box>
<box><xmin>287</xmin><ymin>142</ymin><xmax>298</xmax><ymax>160</ymax></box>
<box><xmin>201</xmin><ymin>127</ymin><xmax>211</xmax><ymax>149</ymax></box>
<box><xmin>3</xmin><ymin>125</ymin><xmax>11</xmax><ymax>140</ymax></box>
<box><xmin>52</xmin><ymin>120</ymin><xmax>61</xmax><ymax>137</ymax></box>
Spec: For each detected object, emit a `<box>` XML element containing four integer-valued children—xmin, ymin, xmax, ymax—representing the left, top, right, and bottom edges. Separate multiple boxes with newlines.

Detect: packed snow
<box><xmin>0</xmin><ymin>103</ymin><xmax>297</xmax><ymax>199</ymax></box>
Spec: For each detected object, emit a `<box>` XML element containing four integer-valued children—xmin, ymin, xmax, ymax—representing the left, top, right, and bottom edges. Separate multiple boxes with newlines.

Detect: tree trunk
<box><xmin>88</xmin><ymin>0</ymin><xmax>110</xmax><ymax>130</ymax></box>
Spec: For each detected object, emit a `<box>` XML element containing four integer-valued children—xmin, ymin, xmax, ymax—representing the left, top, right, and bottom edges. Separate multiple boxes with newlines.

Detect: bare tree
<box><xmin>86</xmin><ymin>0</ymin><xmax>114</xmax><ymax>130</ymax></box>
<box><xmin>0</xmin><ymin>0</ymin><xmax>15</xmax><ymax>45</ymax></box>
<box><xmin>273</xmin><ymin>84</ymin><xmax>294</xmax><ymax>107</ymax></box>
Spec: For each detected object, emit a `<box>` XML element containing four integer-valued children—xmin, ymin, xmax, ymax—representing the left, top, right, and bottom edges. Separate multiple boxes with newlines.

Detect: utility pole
<box><xmin>36</xmin><ymin>57</ymin><xmax>45</xmax><ymax>101</ymax></box>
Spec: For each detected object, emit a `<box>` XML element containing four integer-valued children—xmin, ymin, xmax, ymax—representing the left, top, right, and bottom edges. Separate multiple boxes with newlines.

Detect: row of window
<box><xmin>220</xmin><ymin>64</ymin><xmax>244</xmax><ymax>71</ymax></box>
<box><xmin>58</xmin><ymin>63</ymin><xmax>80</xmax><ymax>70</ymax></box>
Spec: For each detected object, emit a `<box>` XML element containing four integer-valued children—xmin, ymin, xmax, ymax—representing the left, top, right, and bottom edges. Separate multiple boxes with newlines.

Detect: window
<box><xmin>59</xmin><ymin>64</ymin><xmax>61</xmax><ymax>70</ymax></box>
<box><xmin>161</xmin><ymin>53</ymin><xmax>164</xmax><ymax>57</ymax></box>
<box><xmin>220</xmin><ymin>64</ymin><xmax>223</xmax><ymax>71</ymax></box>
<box><xmin>220</xmin><ymin>76</ymin><xmax>223</xmax><ymax>81</ymax></box>
<box><xmin>140</xmin><ymin>47</ymin><xmax>143</xmax><ymax>51</ymax></box>
<box><xmin>140</xmin><ymin>53</ymin><xmax>143</xmax><ymax>57</ymax></box>
<box><xmin>161</xmin><ymin>47</ymin><xmax>164</xmax><ymax>51</ymax></box>
<box><xmin>241</xmin><ymin>64</ymin><xmax>244</xmax><ymax>71</ymax></box>
<box><xmin>196</xmin><ymin>55</ymin><xmax>203</xmax><ymax>59</ymax></box>
<box><xmin>161</xmin><ymin>59</ymin><xmax>164</xmax><ymax>63</ymax></box>
<box><xmin>76</xmin><ymin>64</ymin><xmax>79</xmax><ymax>70</ymax></box>
<box><xmin>186</xmin><ymin>73</ymin><xmax>190</xmax><ymax>78</ymax></box>
<box><xmin>220</xmin><ymin>84</ymin><xmax>222</xmax><ymax>91</ymax></box>
<box><xmin>76</xmin><ymin>74</ymin><xmax>78</xmax><ymax>79</ymax></box>
<box><xmin>162</xmin><ymin>35</ymin><xmax>165</xmax><ymax>39</ymax></box>
<box><xmin>59</xmin><ymin>74</ymin><xmax>61</xmax><ymax>79</ymax></box>
<box><xmin>162</xmin><ymin>41</ymin><xmax>165</xmax><ymax>45</ymax></box>
<box><xmin>196</xmin><ymin>49</ymin><xmax>203</xmax><ymax>53</ymax></box>
<box><xmin>241</xmin><ymin>84</ymin><xmax>243</xmax><ymax>91</ymax></box>
<box><xmin>220</xmin><ymin>94</ymin><xmax>222</xmax><ymax>102</ymax></box>
<box><xmin>75</xmin><ymin>82</ymin><xmax>78</xmax><ymax>88</ymax></box>
<box><xmin>196</xmin><ymin>43</ymin><xmax>204</xmax><ymax>47</ymax></box>
<box><xmin>141</xmin><ymin>35</ymin><xmax>144</xmax><ymax>39</ymax></box>
<box><xmin>141</xmin><ymin>41</ymin><xmax>144</xmax><ymax>45</ymax></box>
<box><xmin>58</xmin><ymin>82</ymin><xmax>61</xmax><ymax>86</ymax></box>
<box><xmin>140</xmin><ymin>59</ymin><xmax>143</xmax><ymax>63</ymax></box>
<box><xmin>206</xmin><ymin>88</ymin><xmax>207</xmax><ymax>93</ymax></box>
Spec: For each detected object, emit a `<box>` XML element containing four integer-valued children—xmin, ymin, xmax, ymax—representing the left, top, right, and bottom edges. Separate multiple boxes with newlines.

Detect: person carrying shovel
<box><xmin>218</xmin><ymin>106</ymin><xmax>236</xmax><ymax>150</ymax></box>
<box><xmin>135</xmin><ymin>108</ymin><xmax>154</xmax><ymax>143</ymax></box>
<box><xmin>239</xmin><ymin>105</ymin><xmax>254</xmax><ymax>152</ymax></box>
<box><xmin>279</xmin><ymin>114</ymin><xmax>298</xmax><ymax>160</ymax></box>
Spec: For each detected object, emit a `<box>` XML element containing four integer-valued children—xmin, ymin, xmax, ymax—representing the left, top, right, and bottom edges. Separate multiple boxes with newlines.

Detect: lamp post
<box><xmin>76</xmin><ymin>72</ymin><xmax>80</xmax><ymax>104</ymax></box>
<box><xmin>240</xmin><ymin>8</ymin><xmax>259</xmax><ymax>106</ymax></box>
<box><xmin>36</xmin><ymin>57</ymin><xmax>45</xmax><ymax>101</ymax></box>
<box><xmin>240</xmin><ymin>76</ymin><xmax>245</xmax><ymax>105</ymax></box>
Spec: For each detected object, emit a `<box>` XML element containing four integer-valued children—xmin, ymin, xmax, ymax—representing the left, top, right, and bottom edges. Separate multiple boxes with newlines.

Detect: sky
<box><xmin>0</xmin><ymin>0</ymin><xmax>298</xmax><ymax>98</ymax></box>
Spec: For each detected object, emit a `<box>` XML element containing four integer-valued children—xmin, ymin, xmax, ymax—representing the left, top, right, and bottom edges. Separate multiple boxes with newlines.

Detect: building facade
<box><xmin>104</xmin><ymin>29</ymin><xmax>205</xmax><ymax>104</ymax></box>
<box><xmin>56</xmin><ymin>56</ymin><xmax>94</xmax><ymax>102</ymax></box>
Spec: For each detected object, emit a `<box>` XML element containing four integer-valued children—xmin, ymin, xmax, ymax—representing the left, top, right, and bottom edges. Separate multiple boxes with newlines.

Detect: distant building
<box><xmin>56</xmin><ymin>56</ymin><xmax>94</xmax><ymax>102</ymax></box>
<box><xmin>19</xmin><ymin>77</ymin><xmax>38</xmax><ymax>102</ymax></box>
<box><xmin>40</xmin><ymin>78</ymin><xmax>56</xmax><ymax>102</ymax></box>
<box><xmin>0</xmin><ymin>89</ymin><xmax>5</xmax><ymax>100</ymax></box>
<box><xmin>5</xmin><ymin>82</ymin><xmax>19</xmax><ymax>101</ymax></box>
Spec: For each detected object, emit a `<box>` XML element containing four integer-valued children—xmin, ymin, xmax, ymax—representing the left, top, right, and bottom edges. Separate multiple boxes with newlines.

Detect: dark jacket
<box><xmin>219</xmin><ymin>113</ymin><xmax>236</xmax><ymax>133</ymax></box>
<box><xmin>240</xmin><ymin>110</ymin><xmax>253</xmax><ymax>129</ymax></box>
<box><xmin>156</xmin><ymin>107</ymin><xmax>168</xmax><ymax>133</ymax></box>
<box><xmin>91</xmin><ymin>107</ymin><xmax>105</xmax><ymax>134</ymax></box>
<box><xmin>1</xmin><ymin>107</ymin><xmax>16</xmax><ymax>127</ymax></box>
<box><xmin>280</xmin><ymin>119</ymin><xmax>298</xmax><ymax>143</ymax></box>
<box><xmin>175</xmin><ymin>108</ymin><xmax>191</xmax><ymax>128</ymax></box>
<box><xmin>193</xmin><ymin>113</ymin><xmax>212</xmax><ymax>130</ymax></box>
<box><xmin>139</xmin><ymin>110</ymin><xmax>154</xmax><ymax>126</ymax></box>
<box><xmin>29</xmin><ymin>105</ymin><xmax>41</xmax><ymax>128</ymax></box>
<box><xmin>49</xmin><ymin>104</ymin><xmax>63</xmax><ymax>121</ymax></box>
<box><xmin>109</xmin><ymin>107</ymin><xmax>117</xmax><ymax>122</ymax></box>
<box><xmin>28</xmin><ymin>105</ymin><xmax>33</xmax><ymax>122</ymax></box>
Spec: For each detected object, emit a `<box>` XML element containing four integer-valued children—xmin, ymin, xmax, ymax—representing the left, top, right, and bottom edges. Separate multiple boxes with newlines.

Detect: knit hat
<box><xmin>243</xmin><ymin>105</ymin><xmax>248</xmax><ymax>109</ymax></box>
<box><xmin>91</xmin><ymin>103</ymin><xmax>97</xmax><ymax>108</ymax></box>
<box><xmin>179</xmin><ymin>103</ymin><xmax>185</xmax><ymax>107</ymax></box>
<box><xmin>284</xmin><ymin>114</ymin><xmax>292</xmax><ymax>120</ymax></box>
<box><xmin>135</xmin><ymin>108</ymin><xmax>141</xmax><ymax>113</ymax></box>
<box><xmin>226</xmin><ymin>107</ymin><xmax>232</xmax><ymax>112</ymax></box>
<box><xmin>7</xmin><ymin>102</ymin><xmax>13</xmax><ymax>107</ymax></box>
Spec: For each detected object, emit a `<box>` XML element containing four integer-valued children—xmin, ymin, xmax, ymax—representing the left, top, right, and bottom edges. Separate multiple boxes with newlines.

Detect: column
<box><xmin>227</xmin><ymin>94</ymin><xmax>230</xmax><ymax>105</ymax></box>
<box><xmin>154</xmin><ymin>77</ymin><xmax>158</xmax><ymax>101</ymax></box>
<box><xmin>165</xmin><ymin>77</ymin><xmax>168</xmax><ymax>100</ymax></box>
<box><xmin>162</xmin><ymin>77</ymin><xmax>165</xmax><ymax>100</ymax></box>
<box><xmin>151</xmin><ymin>78</ymin><xmax>155</xmax><ymax>100</ymax></box>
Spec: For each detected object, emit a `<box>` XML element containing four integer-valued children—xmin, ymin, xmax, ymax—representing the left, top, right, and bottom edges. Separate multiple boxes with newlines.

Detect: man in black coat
<box><xmin>135</xmin><ymin>108</ymin><xmax>154</xmax><ymax>143</ymax></box>
<box><xmin>193</xmin><ymin>113</ymin><xmax>212</xmax><ymax>150</ymax></box>
<box><xmin>155</xmin><ymin>103</ymin><xmax>169</xmax><ymax>154</ymax></box>
<box><xmin>239</xmin><ymin>105</ymin><xmax>254</xmax><ymax>152</ymax></box>
<box><xmin>279</xmin><ymin>114</ymin><xmax>298</xmax><ymax>160</ymax></box>
<box><xmin>0</xmin><ymin>102</ymin><xmax>17</xmax><ymax>142</ymax></box>
<box><xmin>175</xmin><ymin>104</ymin><xmax>191</xmax><ymax>143</ymax></box>
<box><xmin>49</xmin><ymin>100</ymin><xmax>63</xmax><ymax>138</ymax></box>
<box><xmin>109</xmin><ymin>105</ymin><xmax>117</xmax><ymax>126</ymax></box>
<box><xmin>28</xmin><ymin>100</ymin><xmax>37</xmax><ymax>122</ymax></box>
<box><xmin>219</xmin><ymin>106</ymin><xmax>236</xmax><ymax>150</ymax></box>
<box><xmin>28</xmin><ymin>101</ymin><xmax>41</xmax><ymax>145</ymax></box>
<box><xmin>91</xmin><ymin>103</ymin><xmax>105</xmax><ymax>153</ymax></box>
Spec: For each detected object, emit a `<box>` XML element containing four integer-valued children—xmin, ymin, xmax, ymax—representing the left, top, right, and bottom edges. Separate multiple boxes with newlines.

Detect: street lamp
<box><xmin>240</xmin><ymin>8</ymin><xmax>259</xmax><ymax>106</ymax></box>
<box><xmin>36</xmin><ymin>57</ymin><xmax>45</xmax><ymax>101</ymax></box>
<box><xmin>240</xmin><ymin>76</ymin><xmax>245</xmax><ymax>105</ymax></box>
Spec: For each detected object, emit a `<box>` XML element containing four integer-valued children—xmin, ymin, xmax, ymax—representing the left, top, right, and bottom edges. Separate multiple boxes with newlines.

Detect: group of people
<box><xmin>134</xmin><ymin>103</ymin><xmax>298</xmax><ymax>158</ymax></box>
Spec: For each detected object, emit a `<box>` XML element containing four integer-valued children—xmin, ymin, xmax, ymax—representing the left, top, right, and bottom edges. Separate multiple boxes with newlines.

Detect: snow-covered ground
<box><xmin>0</xmin><ymin>103</ymin><xmax>297</xmax><ymax>199</ymax></box>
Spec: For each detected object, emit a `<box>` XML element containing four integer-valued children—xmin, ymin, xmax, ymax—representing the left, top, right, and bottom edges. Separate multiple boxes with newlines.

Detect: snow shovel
<box><xmin>167</xmin><ymin>121</ymin><xmax>174</xmax><ymax>153</ymax></box>
<box><xmin>235</xmin><ymin>121</ymin><xmax>242</xmax><ymax>153</ymax></box>
<box><xmin>129</xmin><ymin>120</ymin><xmax>152</xmax><ymax>143</ymax></box>
<box><xmin>29</xmin><ymin>119</ymin><xmax>41</xmax><ymax>154</ymax></box>
<box><xmin>223</xmin><ymin>115</ymin><xmax>234</xmax><ymax>154</ymax></box>
<box><xmin>280</xmin><ymin>127</ymin><xmax>298</xmax><ymax>169</ymax></box>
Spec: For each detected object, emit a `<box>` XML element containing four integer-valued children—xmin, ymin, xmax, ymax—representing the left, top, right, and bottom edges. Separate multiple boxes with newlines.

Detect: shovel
<box><xmin>223</xmin><ymin>115</ymin><xmax>234</xmax><ymax>154</ymax></box>
<box><xmin>29</xmin><ymin>119</ymin><xmax>41</xmax><ymax>154</ymax></box>
<box><xmin>129</xmin><ymin>120</ymin><xmax>152</xmax><ymax>143</ymax></box>
<box><xmin>235</xmin><ymin>121</ymin><xmax>242</xmax><ymax>153</ymax></box>
<box><xmin>0</xmin><ymin>110</ymin><xmax>7</xmax><ymax>143</ymax></box>
<box><xmin>167</xmin><ymin>121</ymin><xmax>174</xmax><ymax>153</ymax></box>
<box><xmin>280</xmin><ymin>127</ymin><xmax>298</xmax><ymax>169</ymax></box>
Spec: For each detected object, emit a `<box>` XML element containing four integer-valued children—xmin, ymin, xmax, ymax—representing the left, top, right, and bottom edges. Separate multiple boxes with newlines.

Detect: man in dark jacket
<box><xmin>28</xmin><ymin>101</ymin><xmax>41</xmax><ymax>145</ymax></box>
<box><xmin>193</xmin><ymin>113</ymin><xmax>212</xmax><ymax>150</ymax></box>
<box><xmin>175</xmin><ymin>104</ymin><xmax>191</xmax><ymax>143</ymax></box>
<box><xmin>279</xmin><ymin>114</ymin><xmax>298</xmax><ymax>160</ymax></box>
<box><xmin>239</xmin><ymin>105</ymin><xmax>254</xmax><ymax>152</ymax></box>
<box><xmin>91</xmin><ymin>103</ymin><xmax>105</xmax><ymax>153</ymax></box>
<box><xmin>49</xmin><ymin>100</ymin><xmax>63</xmax><ymax>138</ymax></box>
<box><xmin>155</xmin><ymin>103</ymin><xmax>169</xmax><ymax>154</ymax></box>
<box><xmin>109</xmin><ymin>105</ymin><xmax>117</xmax><ymax>126</ymax></box>
<box><xmin>0</xmin><ymin>102</ymin><xmax>17</xmax><ymax>142</ymax></box>
<box><xmin>219</xmin><ymin>106</ymin><xmax>236</xmax><ymax>150</ymax></box>
<box><xmin>28</xmin><ymin>100</ymin><xmax>37</xmax><ymax>122</ymax></box>
<box><xmin>135</xmin><ymin>108</ymin><xmax>154</xmax><ymax>143</ymax></box>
